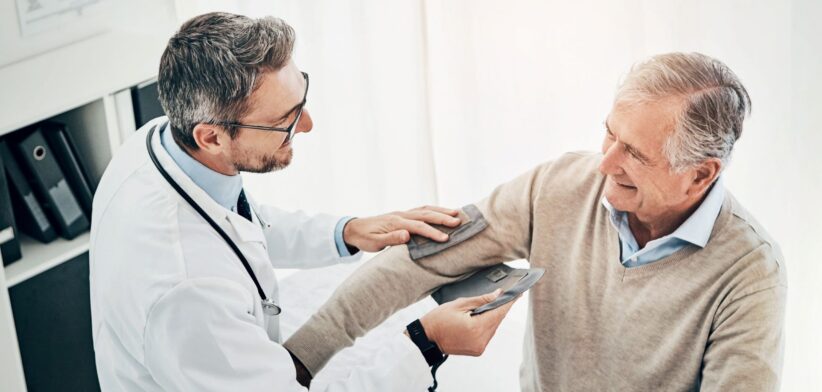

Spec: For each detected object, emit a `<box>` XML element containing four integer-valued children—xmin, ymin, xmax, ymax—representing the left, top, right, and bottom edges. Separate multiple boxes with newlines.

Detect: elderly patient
<box><xmin>284</xmin><ymin>52</ymin><xmax>787</xmax><ymax>391</ymax></box>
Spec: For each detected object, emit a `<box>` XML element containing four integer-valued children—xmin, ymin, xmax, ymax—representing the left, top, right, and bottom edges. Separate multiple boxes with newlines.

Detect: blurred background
<box><xmin>1</xmin><ymin>0</ymin><xmax>819</xmax><ymax>390</ymax></box>
<box><xmin>231</xmin><ymin>1</ymin><xmax>820</xmax><ymax>389</ymax></box>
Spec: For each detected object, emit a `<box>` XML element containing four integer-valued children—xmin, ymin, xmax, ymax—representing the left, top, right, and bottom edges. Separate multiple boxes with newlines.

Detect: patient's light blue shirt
<box><xmin>160</xmin><ymin>124</ymin><xmax>356</xmax><ymax>257</ymax></box>
<box><xmin>601</xmin><ymin>178</ymin><xmax>725</xmax><ymax>268</ymax></box>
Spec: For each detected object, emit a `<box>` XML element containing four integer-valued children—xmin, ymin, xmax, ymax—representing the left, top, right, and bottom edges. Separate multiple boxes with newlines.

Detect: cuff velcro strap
<box><xmin>407</xmin><ymin>204</ymin><xmax>487</xmax><ymax>260</ymax></box>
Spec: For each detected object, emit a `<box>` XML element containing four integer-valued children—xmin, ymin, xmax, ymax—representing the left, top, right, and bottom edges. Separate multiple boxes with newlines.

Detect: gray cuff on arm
<box><xmin>407</xmin><ymin>204</ymin><xmax>488</xmax><ymax>260</ymax></box>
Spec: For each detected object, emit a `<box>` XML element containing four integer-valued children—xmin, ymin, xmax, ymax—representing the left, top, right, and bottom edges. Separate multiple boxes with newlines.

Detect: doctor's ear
<box><xmin>191</xmin><ymin>123</ymin><xmax>230</xmax><ymax>154</ymax></box>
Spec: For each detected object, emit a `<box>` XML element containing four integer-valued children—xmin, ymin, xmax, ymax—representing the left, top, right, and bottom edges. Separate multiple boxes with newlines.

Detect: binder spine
<box><xmin>0</xmin><ymin>149</ymin><xmax>22</xmax><ymax>265</ymax></box>
<box><xmin>11</xmin><ymin>128</ymin><xmax>89</xmax><ymax>240</ymax></box>
<box><xmin>0</xmin><ymin>141</ymin><xmax>57</xmax><ymax>243</ymax></box>
<box><xmin>42</xmin><ymin>122</ymin><xmax>95</xmax><ymax>215</ymax></box>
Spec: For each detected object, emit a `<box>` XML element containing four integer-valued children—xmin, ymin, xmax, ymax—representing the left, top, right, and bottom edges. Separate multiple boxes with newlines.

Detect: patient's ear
<box><xmin>688</xmin><ymin>158</ymin><xmax>721</xmax><ymax>196</ymax></box>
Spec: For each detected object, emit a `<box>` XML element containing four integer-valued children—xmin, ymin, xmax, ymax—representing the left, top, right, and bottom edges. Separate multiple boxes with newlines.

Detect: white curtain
<box><xmin>177</xmin><ymin>1</ymin><xmax>821</xmax><ymax>389</ymax></box>
<box><xmin>177</xmin><ymin>0</ymin><xmax>440</xmax><ymax>217</ymax></box>
<box><xmin>424</xmin><ymin>1</ymin><xmax>821</xmax><ymax>390</ymax></box>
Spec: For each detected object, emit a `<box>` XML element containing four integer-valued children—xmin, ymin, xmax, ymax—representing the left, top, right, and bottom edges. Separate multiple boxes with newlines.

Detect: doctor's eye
<box><xmin>273</xmin><ymin>116</ymin><xmax>291</xmax><ymax>127</ymax></box>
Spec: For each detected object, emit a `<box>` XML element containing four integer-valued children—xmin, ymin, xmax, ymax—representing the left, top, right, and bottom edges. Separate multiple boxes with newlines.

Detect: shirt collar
<box><xmin>669</xmin><ymin>177</ymin><xmax>725</xmax><ymax>247</ymax></box>
<box><xmin>601</xmin><ymin>177</ymin><xmax>725</xmax><ymax>248</ymax></box>
<box><xmin>160</xmin><ymin>124</ymin><xmax>243</xmax><ymax>211</ymax></box>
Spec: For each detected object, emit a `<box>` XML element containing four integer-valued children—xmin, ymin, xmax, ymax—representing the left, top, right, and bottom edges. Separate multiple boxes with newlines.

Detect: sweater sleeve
<box><xmin>283</xmin><ymin>162</ymin><xmax>549</xmax><ymax>375</ymax></box>
<box><xmin>699</xmin><ymin>246</ymin><xmax>787</xmax><ymax>391</ymax></box>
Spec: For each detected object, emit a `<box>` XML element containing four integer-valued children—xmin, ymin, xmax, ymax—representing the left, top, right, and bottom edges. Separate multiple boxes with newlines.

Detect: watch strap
<box><xmin>406</xmin><ymin>319</ymin><xmax>445</xmax><ymax>367</ymax></box>
<box><xmin>406</xmin><ymin>319</ymin><xmax>448</xmax><ymax>392</ymax></box>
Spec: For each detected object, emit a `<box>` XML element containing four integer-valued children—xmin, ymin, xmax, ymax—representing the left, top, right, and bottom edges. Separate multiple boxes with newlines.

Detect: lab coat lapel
<box><xmin>150</xmin><ymin>122</ymin><xmax>280</xmax><ymax>341</ymax></box>
<box><xmin>241</xmin><ymin>193</ymin><xmax>280</xmax><ymax>341</ymax></box>
<box><xmin>149</xmin><ymin>122</ymin><xmax>230</xmax><ymax>225</ymax></box>
<box><xmin>151</xmin><ymin>123</ymin><xmax>265</xmax><ymax>245</ymax></box>
<box><xmin>245</xmin><ymin>193</ymin><xmax>270</xmax><ymax>230</ymax></box>
<box><xmin>225</xmin><ymin>212</ymin><xmax>267</xmax><ymax>246</ymax></box>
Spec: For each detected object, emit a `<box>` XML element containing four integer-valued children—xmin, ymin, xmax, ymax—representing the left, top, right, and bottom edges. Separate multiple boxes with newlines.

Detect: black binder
<box><xmin>41</xmin><ymin>122</ymin><xmax>95</xmax><ymax>216</ymax></box>
<box><xmin>10</xmin><ymin>127</ymin><xmax>89</xmax><ymax>240</ymax></box>
<box><xmin>131</xmin><ymin>80</ymin><xmax>165</xmax><ymax>128</ymax></box>
<box><xmin>0</xmin><ymin>148</ymin><xmax>22</xmax><ymax>265</ymax></box>
<box><xmin>0</xmin><ymin>141</ymin><xmax>57</xmax><ymax>243</ymax></box>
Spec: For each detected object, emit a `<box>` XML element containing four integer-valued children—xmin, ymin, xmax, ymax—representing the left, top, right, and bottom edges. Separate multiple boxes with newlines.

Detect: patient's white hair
<box><xmin>615</xmin><ymin>52</ymin><xmax>751</xmax><ymax>172</ymax></box>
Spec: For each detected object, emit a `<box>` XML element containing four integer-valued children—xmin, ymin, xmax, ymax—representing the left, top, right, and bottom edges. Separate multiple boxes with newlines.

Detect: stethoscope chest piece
<box><xmin>262</xmin><ymin>298</ymin><xmax>282</xmax><ymax>316</ymax></box>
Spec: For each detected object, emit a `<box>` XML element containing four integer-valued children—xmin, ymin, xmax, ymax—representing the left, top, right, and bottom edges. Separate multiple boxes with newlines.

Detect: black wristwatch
<box><xmin>406</xmin><ymin>319</ymin><xmax>448</xmax><ymax>392</ymax></box>
<box><xmin>406</xmin><ymin>319</ymin><xmax>445</xmax><ymax>366</ymax></box>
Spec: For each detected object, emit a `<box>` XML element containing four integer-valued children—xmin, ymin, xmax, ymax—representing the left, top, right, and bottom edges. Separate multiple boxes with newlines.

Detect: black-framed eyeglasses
<box><xmin>214</xmin><ymin>71</ymin><xmax>309</xmax><ymax>145</ymax></box>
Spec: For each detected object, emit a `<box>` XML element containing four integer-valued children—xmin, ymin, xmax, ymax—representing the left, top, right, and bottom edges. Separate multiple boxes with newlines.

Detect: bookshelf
<box><xmin>0</xmin><ymin>96</ymin><xmax>126</xmax><ymax>290</ymax></box>
<box><xmin>4</xmin><ymin>233</ymin><xmax>91</xmax><ymax>288</ymax></box>
<box><xmin>0</xmin><ymin>2</ymin><xmax>180</xmax><ymax>390</ymax></box>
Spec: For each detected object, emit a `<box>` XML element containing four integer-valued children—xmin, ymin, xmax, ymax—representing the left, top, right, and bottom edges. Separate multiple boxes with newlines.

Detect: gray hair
<box><xmin>614</xmin><ymin>52</ymin><xmax>751</xmax><ymax>172</ymax></box>
<box><xmin>158</xmin><ymin>12</ymin><xmax>295</xmax><ymax>150</ymax></box>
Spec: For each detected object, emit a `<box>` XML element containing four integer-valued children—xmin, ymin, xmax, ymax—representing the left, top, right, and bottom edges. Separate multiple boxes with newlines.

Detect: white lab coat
<box><xmin>89</xmin><ymin>117</ymin><xmax>431</xmax><ymax>391</ymax></box>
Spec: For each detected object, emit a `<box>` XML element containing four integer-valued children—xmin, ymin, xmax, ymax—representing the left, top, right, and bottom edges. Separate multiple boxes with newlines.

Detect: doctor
<box><xmin>89</xmin><ymin>11</ymin><xmax>515</xmax><ymax>392</ymax></box>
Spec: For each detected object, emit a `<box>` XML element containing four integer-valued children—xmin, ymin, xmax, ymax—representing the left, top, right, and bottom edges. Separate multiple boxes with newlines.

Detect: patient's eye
<box><xmin>625</xmin><ymin>146</ymin><xmax>649</xmax><ymax>165</ymax></box>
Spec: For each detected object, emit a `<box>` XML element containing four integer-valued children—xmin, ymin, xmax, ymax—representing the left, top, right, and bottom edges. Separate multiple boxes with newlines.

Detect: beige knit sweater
<box><xmin>284</xmin><ymin>152</ymin><xmax>787</xmax><ymax>391</ymax></box>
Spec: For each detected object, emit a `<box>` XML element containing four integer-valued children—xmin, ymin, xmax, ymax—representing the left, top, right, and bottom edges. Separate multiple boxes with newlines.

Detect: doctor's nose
<box><xmin>295</xmin><ymin>109</ymin><xmax>313</xmax><ymax>134</ymax></box>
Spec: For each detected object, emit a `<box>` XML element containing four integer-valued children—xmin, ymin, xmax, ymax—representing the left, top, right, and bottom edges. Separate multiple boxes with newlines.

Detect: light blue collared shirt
<box><xmin>160</xmin><ymin>124</ymin><xmax>356</xmax><ymax>257</ymax></box>
<box><xmin>601</xmin><ymin>178</ymin><xmax>725</xmax><ymax>268</ymax></box>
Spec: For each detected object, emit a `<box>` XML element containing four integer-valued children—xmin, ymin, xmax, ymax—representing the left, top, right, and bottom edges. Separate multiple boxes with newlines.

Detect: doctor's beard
<box><xmin>234</xmin><ymin>146</ymin><xmax>292</xmax><ymax>173</ymax></box>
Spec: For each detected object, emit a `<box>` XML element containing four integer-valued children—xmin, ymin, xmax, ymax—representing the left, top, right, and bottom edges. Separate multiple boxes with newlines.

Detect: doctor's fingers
<box><xmin>454</xmin><ymin>291</ymin><xmax>519</xmax><ymax>327</ymax></box>
<box><xmin>409</xmin><ymin>205</ymin><xmax>460</xmax><ymax>218</ymax></box>
<box><xmin>456</xmin><ymin>289</ymin><xmax>502</xmax><ymax>309</ymax></box>
<box><xmin>388</xmin><ymin>217</ymin><xmax>450</xmax><ymax>242</ymax></box>
<box><xmin>371</xmin><ymin>230</ymin><xmax>411</xmax><ymax>247</ymax></box>
<box><xmin>467</xmin><ymin>298</ymin><xmax>519</xmax><ymax>347</ymax></box>
<box><xmin>397</xmin><ymin>209</ymin><xmax>462</xmax><ymax>228</ymax></box>
<box><xmin>474</xmin><ymin>296</ymin><xmax>519</xmax><ymax>325</ymax></box>
<box><xmin>443</xmin><ymin>300</ymin><xmax>516</xmax><ymax>357</ymax></box>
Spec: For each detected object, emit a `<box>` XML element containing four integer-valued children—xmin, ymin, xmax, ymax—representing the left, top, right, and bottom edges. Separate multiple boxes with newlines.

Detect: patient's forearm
<box><xmin>284</xmin><ymin>165</ymin><xmax>544</xmax><ymax>375</ymax></box>
<box><xmin>283</xmin><ymin>245</ymin><xmax>459</xmax><ymax>374</ymax></box>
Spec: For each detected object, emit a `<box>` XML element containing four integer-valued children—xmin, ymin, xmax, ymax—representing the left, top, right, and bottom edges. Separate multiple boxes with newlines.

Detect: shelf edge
<box><xmin>4</xmin><ymin>234</ymin><xmax>91</xmax><ymax>288</ymax></box>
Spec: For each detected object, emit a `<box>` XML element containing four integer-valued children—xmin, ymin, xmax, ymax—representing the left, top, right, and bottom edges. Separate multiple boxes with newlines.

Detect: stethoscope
<box><xmin>146</xmin><ymin>122</ymin><xmax>282</xmax><ymax>316</ymax></box>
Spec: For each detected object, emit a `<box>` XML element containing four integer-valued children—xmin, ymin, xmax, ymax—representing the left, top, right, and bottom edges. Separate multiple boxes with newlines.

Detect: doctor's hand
<box><xmin>417</xmin><ymin>289</ymin><xmax>518</xmax><ymax>356</ymax></box>
<box><xmin>343</xmin><ymin>206</ymin><xmax>461</xmax><ymax>253</ymax></box>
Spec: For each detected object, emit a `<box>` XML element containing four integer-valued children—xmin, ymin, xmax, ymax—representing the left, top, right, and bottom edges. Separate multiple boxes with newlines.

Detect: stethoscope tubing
<box><xmin>146</xmin><ymin>123</ymin><xmax>281</xmax><ymax>316</ymax></box>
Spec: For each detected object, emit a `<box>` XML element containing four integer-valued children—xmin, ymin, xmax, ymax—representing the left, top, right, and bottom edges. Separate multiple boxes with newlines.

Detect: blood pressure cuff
<box><xmin>431</xmin><ymin>264</ymin><xmax>545</xmax><ymax>316</ymax></box>
<box><xmin>407</xmin><ymin>204</ymin><xmax>488</xmax><ymax>261</ymax></box>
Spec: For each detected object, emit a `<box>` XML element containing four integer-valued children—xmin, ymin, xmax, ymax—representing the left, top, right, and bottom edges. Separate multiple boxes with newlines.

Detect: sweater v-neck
<box><xmin>604</xmin><ymin>195</ymin><xmax>734</xmax><ymax>282</ymax></box>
